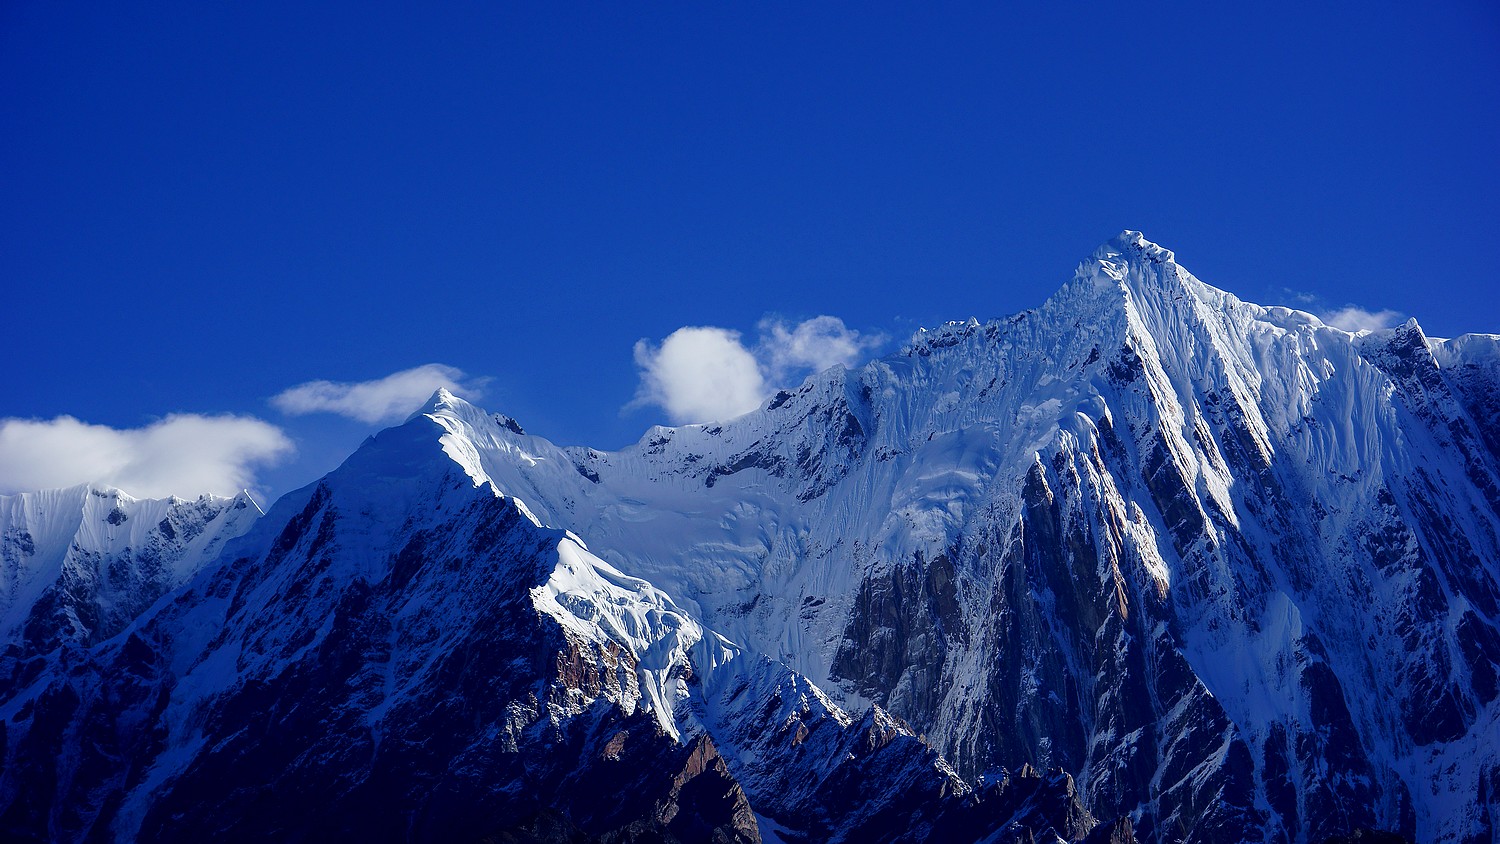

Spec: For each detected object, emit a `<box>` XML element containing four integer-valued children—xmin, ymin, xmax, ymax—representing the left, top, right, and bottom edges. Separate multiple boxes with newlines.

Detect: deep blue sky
<box><xmin>3</xmin><ymin>1</ymin><xmax>1497</xmax><ymax>500</ymax></box>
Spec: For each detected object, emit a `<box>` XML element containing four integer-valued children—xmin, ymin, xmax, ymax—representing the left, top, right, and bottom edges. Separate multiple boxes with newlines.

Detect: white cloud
<box><xmin>632</xmin><ymin>327</ymin><xmax>767</xmax><ymax>424</ymax></box>
<box><xmin>0</xmin><ymin>414</ymin><xmax>293</xmax><ymax>498</ymax></box>
<box><xmin>631</xmin><ymin>316</ymin><xmax>882</xmax><ymax>424</ymax></box>
<box><xmin>759</xmin><ymin>315</ymin><xmax>883</xmax><ymax>379</ymax></box>
<box><xmin>272</xmin><ymin>363</ymin><xmax>484</xmax><ymax>424</ymax></box>
<box><xmin>1322</xmin><ymin>305</ymin><xmax>1404</xmax><ymax>332</ymax></box>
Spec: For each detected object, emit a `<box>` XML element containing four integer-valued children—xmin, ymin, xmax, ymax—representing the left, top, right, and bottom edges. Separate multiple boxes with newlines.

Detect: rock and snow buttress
<box><xmin>3</xmin><ymin>231</ymin><xmax>1498</xmax><ymax>843</ymax></box>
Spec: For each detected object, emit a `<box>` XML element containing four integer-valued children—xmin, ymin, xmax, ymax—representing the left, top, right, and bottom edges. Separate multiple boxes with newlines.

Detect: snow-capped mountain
<box><xmin>0</xmin><ymin>396</ymin><xmax>1104</xmax><ymax>842</ymax></box>
<box><xmin>3</xmin><ymin>231</ymin><xmax>1497</xmax><ymax>843</ymax></box>
<box><xmin>324</xmin><ymin>232</ymin><xmax>1499</xmax><ymax>842</ymax></box>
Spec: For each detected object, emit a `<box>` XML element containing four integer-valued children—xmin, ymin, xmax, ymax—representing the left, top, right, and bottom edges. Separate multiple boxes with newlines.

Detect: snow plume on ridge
<box><xmin>272</xmin><ymin>363</ymin><xmax>486</xmax><ymax>424</ymax></box>
<box><xmin>631</xmin><ymin>316</ymin><xmax>881</xmax><ymax>424</ymax></box>
<box><xmin>0</xmin><ymin>413</ymin><xmax>291</xmax><ymax>498</ymax></box>
<box><xmin>1322</xmin><ymin>304</ymin><xmax>1405</xmax><ymax>332</ymax></box>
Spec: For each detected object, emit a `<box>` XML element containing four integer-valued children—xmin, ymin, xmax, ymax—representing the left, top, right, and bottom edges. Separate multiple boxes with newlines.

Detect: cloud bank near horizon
<box><xmin>0</xmin><ymin>414</ymin><xmax>293</xmax><ymax>499</ymax></box>
<box><xmin>272</xmin><ymin>364</ymin><xmax>486</xmax><ymax>424</ymax></box>
<box><xmin>631</xmin><ymin>316</ymin><xmax>882</xmax><ymax>425</ymax></box>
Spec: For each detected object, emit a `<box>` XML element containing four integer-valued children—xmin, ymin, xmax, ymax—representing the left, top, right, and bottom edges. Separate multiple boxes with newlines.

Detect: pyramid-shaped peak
<box><xmin>1028</xmin><ymin>230</ymin><xmax>1270</xmax><ymax>362</ymax></box>
<box><xmin>404</xmin><ymin>386</ymin><xmax>479</xmax><ymax>424</ymax></box>
<box><xmin>1046</xmin><ymin>230</ymin><xmax>1192</xmax><ymax>315</ymax></box>
<box><xmin>425</xmin><ymin>386</ymin><xmax>473</xmax><ymax>411</ymax></box>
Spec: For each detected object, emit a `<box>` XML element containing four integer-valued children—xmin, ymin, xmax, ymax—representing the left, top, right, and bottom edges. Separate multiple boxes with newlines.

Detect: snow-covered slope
<box><xmin>364</xmin><ymin>233</ymin><xmax>1500</xmax><ymax>843</ymax></box>
<box><xmin>0</xmin><ymin>484</ymin><xmax>260</xmax><ymax>655</ymax></box>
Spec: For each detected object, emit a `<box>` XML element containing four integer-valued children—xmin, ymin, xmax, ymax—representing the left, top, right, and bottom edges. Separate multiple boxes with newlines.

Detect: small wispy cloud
<box><xmin>0</xmin><ymin>414</ymin><xmax>292</xmax><ymax>498</ymax></box>
<box><xmin>1276</xmin><ymin>288</ymin><xmax>1406</xmax><ymax>333</ymax></box>
<box><xmin>758</xmin><ymin>315</ymin><xmax>882</xmax><ymax>380</ymax></box>
<box><xmin>1321</xmin><ymin>305</ymin><xmax>1405</xmax><ymax>332</ymax></box>
<box><xmin>1273</xmin><ymin>287</ymin><xmax>1322</xmax><ymax>308</ymax></box>
<box><xmin>630</xmin><ymin>316</ymin><xmax>883</xmax><ymax>424</ymax></box>
<box><xmin>272</xmin><ymin>364</ymin><xmax>486</xmax><ymax>424</ymax></box>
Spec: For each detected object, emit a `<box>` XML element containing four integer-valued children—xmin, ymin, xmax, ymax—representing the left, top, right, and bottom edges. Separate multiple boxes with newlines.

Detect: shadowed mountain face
<box><xmin>4</xmin><ymin>232</ymin><xmax>1498</xmax><ymax>843</ymax></box>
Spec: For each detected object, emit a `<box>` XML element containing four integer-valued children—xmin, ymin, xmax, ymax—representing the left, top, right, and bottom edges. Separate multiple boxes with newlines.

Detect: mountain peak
<box><xmin>1067</xmin><ymin>230</ymin><xmax>1246</xmax><ymax>325</ymax></box>
<box><xmin>406</xmin><ymin>386</ymin><xmax>474</xmax><ymax>423</ymax></box>
<box><xmin>427</xmin><ymin>386</ymin><xmax>462</xmax><ymax>409</ymax></box>
<box><xmin>1085</xmin><ymin>231</ymin><xmax>1183</xmax><ymax>290</ymax></box>
<box><xmin>901</xmin><ymin>231</ymin><xmax>1205</xmax><ymax>369</ymax></box>
<box><xmin>1096</xmin><ymin>230</ymin><xmax>1176</xmax><ymax>265</ymax></box>
<box><xmin>1024</xmin><ymin>230</ymin><xmax>1195</xmax><ymax>341</ymax></box>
